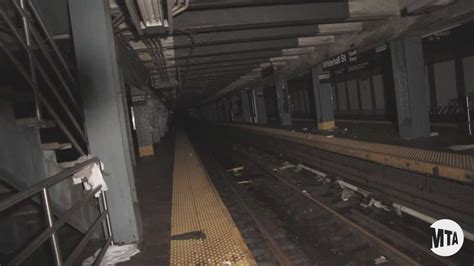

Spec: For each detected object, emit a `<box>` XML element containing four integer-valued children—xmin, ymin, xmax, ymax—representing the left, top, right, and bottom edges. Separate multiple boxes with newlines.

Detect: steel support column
<box><xmin>241</xmin><ymin>90</ymin><xmax>252</xmax><ymax>123</ymax></box>
<box><xmin>226</xmin><ymin>98</ymin><xmax>233</xmax><ymax>121</ymax></box>
<box><xmin>68</xmin><ymin>0</ymin><xmax>142</xmax><ymax>242</ymax></box>
<box><xmin>275</xmin><ymin>78</ymin><xmax>292</xmax><ymax>127</ymax></box>
<box><xmin>389</xmin><ymin>37</ymin><xmax>430</xmax><ymax>139</ymax></box>
<box><xmin>254</xmin><ymin>86</ymin><xmax>267</xmax><ymax>124</ymax></box>
<box><xmin>311</xmin><ymin>66</ymin><xmax>335</xmax><ymax>131</ymax></box>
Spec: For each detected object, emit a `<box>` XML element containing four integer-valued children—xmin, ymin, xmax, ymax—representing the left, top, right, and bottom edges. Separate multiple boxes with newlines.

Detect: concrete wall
<box><xmin>433</xmin><ymin>60</ymin><xmax>458</xmax><ymax>106</ymax></box>
<box><xmin>0</xmin><ymin>103</ymin><xmax>45</xmax><ymax>191</ymax></box>
<box><xmin>463</xmin><ymin>56</ymin><xmax>474</xmax><ymax>95</ymax></box>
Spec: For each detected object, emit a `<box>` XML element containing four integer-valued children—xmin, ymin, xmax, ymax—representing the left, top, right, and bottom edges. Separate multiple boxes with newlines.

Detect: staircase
<box><xmin>0</xmin><ymin>0</ymin><xmax>88</xmax><ymax>166</ymax></box>
<box><xmin>0</xmin><ymin>180</ymin><xmax>95</xmax><ymax>265</ymax></box>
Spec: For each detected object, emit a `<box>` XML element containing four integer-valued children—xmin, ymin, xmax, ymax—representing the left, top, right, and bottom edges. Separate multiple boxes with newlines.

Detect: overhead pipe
<box><xmin>173</xmin><ymin>0</ymin><xmax>189</xmax><ymax>16</ymax></box>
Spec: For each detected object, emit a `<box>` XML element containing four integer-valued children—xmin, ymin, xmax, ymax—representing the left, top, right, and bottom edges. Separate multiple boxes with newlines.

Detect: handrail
<box><xmin>26</xmin><ymin>0</ymin><xmax>76</xmax><ymax>84</ymax></box>
<box><xmin>0</xmin><ymin>10</ymin><xmax>87</xmax><ymax>143</ymax></box>
<box><xmin>0</xmin><ymin>157</ymin><xmax>113</xmax><ymax>266</ymax></box>
<box><xmin>12</xmin><ymin>0</ymin><xmax>82</xmax><ymax>116</ymax></box>
<box><xmin>0</xmin><ymin>40</ymin><xmax>86</xmax><ymax>155</ymax></box>
<box><xmin>0</xmin><ymin>157</ymin><xmax>98</xmax><ymax>211</ymax></box>
<box><xmin>0</xmin><ymin>0</ymin><xmax>88</xmax><ymax>155</ymax></box>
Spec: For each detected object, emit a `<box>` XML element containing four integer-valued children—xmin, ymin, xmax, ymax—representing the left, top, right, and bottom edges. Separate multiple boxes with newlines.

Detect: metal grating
<box><xmin>170</xmin><ymin>130</ymin><xmax>256</xmax><ymax>265</ymax></box>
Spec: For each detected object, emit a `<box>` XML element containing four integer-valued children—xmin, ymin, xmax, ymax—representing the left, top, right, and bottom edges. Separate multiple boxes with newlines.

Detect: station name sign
<box><xmin>132</xmin><ymin>94</ymin><xmax>146</xmax><ymax>106</ymax></box>
<box><xmin>322</xmin><ymin>49</ymin><xmax>358</xmax><ymax>70</ymax></box>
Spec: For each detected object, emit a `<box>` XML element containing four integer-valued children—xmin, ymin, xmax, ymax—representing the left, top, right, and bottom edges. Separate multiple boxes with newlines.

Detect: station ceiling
<box><xmin>110</xmin><ymin>0</ymin><xmax>473</xmax><ymax>107</ymax></box>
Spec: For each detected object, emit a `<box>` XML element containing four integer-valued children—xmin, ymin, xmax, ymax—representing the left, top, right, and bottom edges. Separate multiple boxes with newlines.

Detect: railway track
<box><xmin>194</xmin><ymin>140</ymin><xmax>313</xmax><ymax>265</ymax></box>
<box><xmin>189</xmin><ymin>127</ymin><xmax>473</xmax><ymax>265</ymax></box>
<box><xmin>221</xmin><ymin>125</ymin><xmax>474</xmax><ymax>234</ymax></box>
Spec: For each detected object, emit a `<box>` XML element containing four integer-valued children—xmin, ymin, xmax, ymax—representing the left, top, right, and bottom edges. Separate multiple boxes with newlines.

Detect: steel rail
<box><xmin>93</xmin><ymin>237</ymin><xmax>113</xmax><ymax>266</ymax></box>
<box><xmin>12</xmin><ymin>0</ymin><xmax>79</xmax><ymax>113</ymax></box>
<box><xmin>26</xmin><ymin>0</ymin><xmax>76</xmax><ymax>83</ymax></box>
<box><xmin>0</xmin><ymin>155</ymin><xmax>113</xmax><ymax>266</ymax></box>
<box><xmin>0</xmin><ymin>40</ymin><xmax>86</xmax><ymax>156</ymax></box>
<box><xmin>28</xmin><ymin>22</ymin><xmax>81</xmax><ymax>114</ymax></box>
<box><xmin>0</xmin><ymin>157</ymin><xmax>98</xmax><ymax>211</ymax></box>
<box><xmin>245</xmin><ymin>157</ymin><xmax>421</xmax><ymax>266</ymax></box>
<box><xmin>7</xmin><ymin>186</ymin><xmax>101</xmax><ymax>265</ymax></box>
<box><xmin>64</xmin><ymin>211</ymin><xmax>108</xmax><ymax>266</ymax></box>
<box><xmin>0</xmin><ymin>10</ymin><xmax>87</xmax><ymax>143</ymax></box>
<box><xmin>1</xmin><ymin>10</ymin><xmax>86</xmax><ymax>140</ymax></box>
<box><xmin>207</xmin><ymin>157</ymin><xmax>293</xmax><ymax>266</ymax></box>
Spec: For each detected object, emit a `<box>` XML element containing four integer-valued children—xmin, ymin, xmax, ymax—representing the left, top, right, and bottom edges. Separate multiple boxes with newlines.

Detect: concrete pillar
<box><xmin>216</xmin><ymin>101</ymin><xmax>222</xmax><ymax>121</ymax></box>
<box><xmin>231</xmin><ymin>95</ymin><xmax>240</xmax><ymax>121</ymax></box>
<box><xmin>213</xmin><ymin>102</ymin><xmax>219</xmax><ymax>121</ymax></box>
<box><xmin>68</xmin><ymin>0</ymin><xmax>141</xmax><ymax>242</ymax></box>
<box><xmin>390</xmin><ymin>37</ymin><xmax>430</xmax><ymax>139</ymax></box>
<box><xmin>130</xmin><ymin>89</ymin><xmax>154</xmax><ymax>157</ymax></box>
<box><xmin>223</xmin><ymin>99</ymin><xmax>229</xmax><ymax>121</ymax></box>
<box><xmin>254</xmin><ymin>87</ymin><xmax>267</xmax><ymax>124</ymax></box>
<box><xmin>241</xmin><ymin>90</ymin><xmax>252</xmax><ymax>123</ymax></box>
<box><xmin>275</xmin><ymin>78</ymin><xmax>292</xmax><ymax>127</ymax></box>
<box><xmin>311</xmin><ymin>66</ymin><xmax>336</xmax><ymax>131</ymax></box>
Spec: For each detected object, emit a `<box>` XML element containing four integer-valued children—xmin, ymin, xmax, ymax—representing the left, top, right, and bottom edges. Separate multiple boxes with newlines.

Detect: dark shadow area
<box><xmin>120</xmin><ymin>128</ymin><xmax>175</xmax><ymax>265</ymax></box>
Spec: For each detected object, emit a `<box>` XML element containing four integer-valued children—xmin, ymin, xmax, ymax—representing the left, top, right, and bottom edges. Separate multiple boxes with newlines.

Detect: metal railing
<box><xmin>467</xmin><ymin>95</ymin><xmax>473</xmax><ymax>136</ymax></box>
<box><xmin>0</xmin><ymin>157</ymin><xmax>113</xmax><ymax>266</ymax></box>
<box><xmin>0</xmin><ymin>0</ymin><xmax>87</xmax><ymax>155</ymax></box>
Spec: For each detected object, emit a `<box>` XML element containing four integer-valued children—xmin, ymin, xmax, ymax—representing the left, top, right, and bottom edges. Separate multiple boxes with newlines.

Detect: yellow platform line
<box><xmin>224</xmin><ymin>123</ymin><xmax>474</xmax><ymax>183</ymax></box>
<box><xmin>170</xmin><ymin>130</ymin><xmax>256</xmax><ymax>265</ymax></box>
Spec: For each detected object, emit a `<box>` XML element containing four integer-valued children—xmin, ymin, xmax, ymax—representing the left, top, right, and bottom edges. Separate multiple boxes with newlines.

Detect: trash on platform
<box><xmin>237</xmin><ymin>180</ymin><xmax>252</xmax><ymax>184</ymax></box>
<box><xmin>326</xmin><ymin>135</ymin><xmax>334</xmax><ymax>138</ymax></box>
<box><xmin>83</xmin><ymin>244</ymin><xmax>140</xmax><ymax>266</ymax></box>
<box><xmin>430</xmin><ymin>132</ymin><xmax>439</xmax><ymax>137</ymax></box>
<box><xmin>448</xmin><ymin>144</ymin><xmax>474</xmax><ymax>151</ymax></box>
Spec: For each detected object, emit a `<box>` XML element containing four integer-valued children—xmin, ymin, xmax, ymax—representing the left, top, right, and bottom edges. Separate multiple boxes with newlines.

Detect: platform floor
<box><xmin>290</xmin><ymin>118</ymin><xmax>474</xmax><ymax>155</ymax></box>
<box><xmin>225</xmin><ymin>122</ymin><xmax>474</xmax><ymax>183</ymax></box>
<box><xmin>169</xmin><ymin>130</ymin><xmax>255</xmax><ymax>265</ymax></box>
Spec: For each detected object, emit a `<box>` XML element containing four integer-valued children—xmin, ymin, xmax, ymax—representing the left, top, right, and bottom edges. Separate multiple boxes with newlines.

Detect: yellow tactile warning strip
<box><xmin>225</xmin><ymin>124</ymin><xmax>474</xmax><ymax>183</ymax></box>
<box><xmin>170</xmin><ymin>130</ymin><xmax>256</xmax><ymax>265</ymax></box>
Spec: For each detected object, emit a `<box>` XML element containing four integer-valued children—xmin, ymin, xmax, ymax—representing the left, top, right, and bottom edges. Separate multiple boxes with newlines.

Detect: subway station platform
<box><xmin>169</xmin><ymin>130</ymin><xmax>255</xmax><ymax>265</ymax></box>
<box><xmin>120</xmin><ymin>129</ymin><xmax>255</xmax><ymax>265</ymax></box>
<box><xmin>222</xmin><ymin>123</ymin><xmax>474</xmax><ymax>184</ymax></box>
<box><xmin>290</xmin><ymin>119</ymin><xmax>474</xmax><ymax>155</ymax></box>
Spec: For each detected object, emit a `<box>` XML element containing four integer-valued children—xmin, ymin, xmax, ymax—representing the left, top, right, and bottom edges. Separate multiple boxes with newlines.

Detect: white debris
<box><xmin>273</xmin><ymin>161</ymin><xmax>296</xmax><ymax>171</ymax></box>
<box><xmin>363</xmin><ymin>198</ymin><xmax>391</xmax><ymax>212</ymax></box>
<box><xmin>341</xmin><ymin>189</ymin><xmax>355</xmax><ymax>201</ymax></box>
<box><xmin>374</xmin><ymin>255</ymin><xmax>389</xmax><ymax>264</ymax></box>
<box><xmin>227</xmin><ymin>166</ymin><xmax>244</xmax><ymax>172</ymax></box>
<box><xmin>227</xmin><ymin>166</ymin><xmax>244</xmax><ymax>176</ymax></box>
<box><xmin>72</xmin><ymin>156</ymin><xmax>108</xmax><ymax>197</ymax></box>
<box><xmin>237</xmin><ymin>180</ymin><xmax>252</xmax><ymax>184</ymax></box>
<box><xmin>448</xmin><ymin>144</ymin><xmax>474</xmax><ymax>151</ymax></box>
<box><xmin>336</xmin><ymin>180</ymin><xmax>371</xmax><ymax>198</ymax></box>
<box><xmin>296</xmin><ymin>163</ymin><xmax>327</xmax><ymax>177</ymax></box>
<box><xmin>430</xmin><ymin>132</ymin><xmax>439</xmax><ymax>137</ymax></box>
<box><xmin>83</xmin><ymin>244</ymin><xmax>140</xmax><ymax>266</ymax></box>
